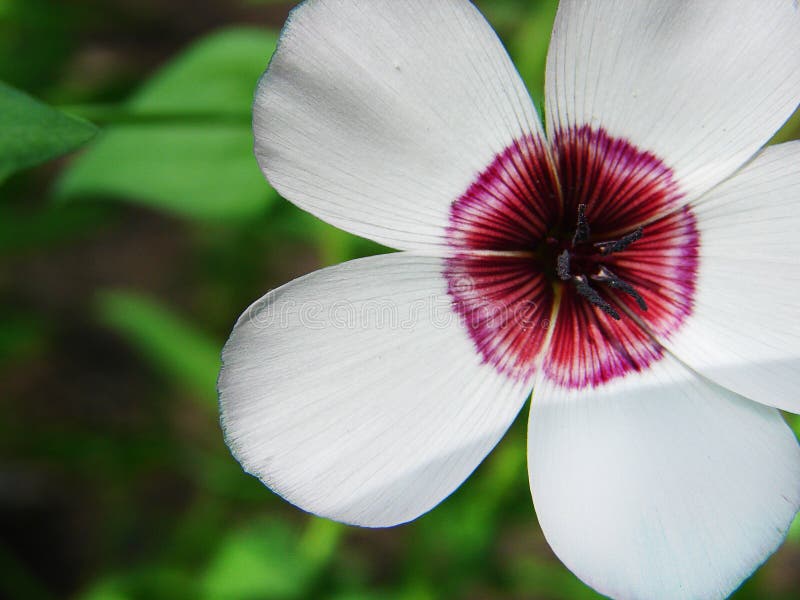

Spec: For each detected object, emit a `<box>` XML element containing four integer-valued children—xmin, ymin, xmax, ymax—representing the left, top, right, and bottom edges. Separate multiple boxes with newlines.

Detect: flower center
<box><xmin>553</xmin><ymin>204</ymin><xmax>647</xmax><ymax>321</ymax></box>
<box><xmin>445</xmin><ymin>126</ymin><xmax>699</xmax><ymax>389</ymax></box>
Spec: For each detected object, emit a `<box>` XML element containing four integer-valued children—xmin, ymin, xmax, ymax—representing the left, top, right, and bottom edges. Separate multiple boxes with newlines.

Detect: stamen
<box><xmin>573</xmin><ymin>275</ymin><xmax>621</xmax><ymax>320</ymax></box>
<box><xmin>557</xmin><ymin>250</ymin><xmax>572</xmax><ymax>281</ymax></box>
<box><xmin>592</xmin><ymin>266</ymin><xmax>648</xmax><ymax>311</ymax></box>
<box><xmin>557</xmin><ymin>210</ymin><xmax>649</xmax><ymax>320</ymax></box>
<box><xmin>572</xmin><ymin>204</ymin><xmax>591</xmax><ymax>246</ymax></box>
<box><xmin>595</xmin><ymin>226</ymin><xmax>643</xmax><ymax>255</ymax></box>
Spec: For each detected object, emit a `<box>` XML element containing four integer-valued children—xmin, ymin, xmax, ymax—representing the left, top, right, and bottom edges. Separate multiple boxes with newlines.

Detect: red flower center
<box><xmin>445</xmin><ymin>126</ymin><xmax>699</xmax><ymax>389</ymax></box>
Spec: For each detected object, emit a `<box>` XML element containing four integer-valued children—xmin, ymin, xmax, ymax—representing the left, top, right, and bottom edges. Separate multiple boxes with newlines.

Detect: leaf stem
<box><xmin>56</xmin><ymin>104</ymin><xmax>251</xmax><ymax>126</ymax></box>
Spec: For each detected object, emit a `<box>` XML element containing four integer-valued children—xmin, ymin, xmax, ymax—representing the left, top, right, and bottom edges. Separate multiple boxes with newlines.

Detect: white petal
<box><xmin>529</xmin><ymin>356</ymin><xmax>800</xmax><ymax>600</ymax></box>
<box><xmin>219</xmin><ymin>253</ymin><xmax>533</xmax><ymax>527</ymax></box>
<box><xmin>664</xmin><ymin>142</ymin><xmax>800</xmax><ymax>414</ymax></box>
<box><xmin>255</xmin><ymin>0</ymin><xmax>544</xmax><ymax>251</ymax></box>
<box><xmin>546</xmin><ymin>0</ymin><xmax>800</xmax><ymax>200</ymax></box>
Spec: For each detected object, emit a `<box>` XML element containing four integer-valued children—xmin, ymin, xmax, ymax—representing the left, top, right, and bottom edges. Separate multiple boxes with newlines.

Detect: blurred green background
<box><xmin>2</xmin><ymin>0</ymin><xmax>799</xmax><ymax>598</ymax></box>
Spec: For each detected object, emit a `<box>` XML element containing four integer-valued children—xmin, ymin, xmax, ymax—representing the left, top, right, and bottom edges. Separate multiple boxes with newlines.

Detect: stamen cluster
<box><xmin>445</xmin><ymin>126</ymin><xmax>699</xmax><ymax>387</ymax></box>
<box><xmin>556</xmin><ymin>204</ymin><xmax>648</xmax><ymax>320</ymax></box>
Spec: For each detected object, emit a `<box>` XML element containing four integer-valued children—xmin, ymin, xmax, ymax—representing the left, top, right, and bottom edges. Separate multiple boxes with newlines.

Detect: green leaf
<box><xmin>95</xmin><ymin>290</ymin><xmax>221</xmax><ymax>410</ymax></box>
<box><xmin>297</xmin><ymin>518</ymin><xmax>345</xmax><ymax>571</ymax></box>
<box><xmin>127</xmin><ymin>29</ymin><xmax>272</xmax><ymax>117</ymax></box>
<box><xmin>789</xmin><ymin>512</ymin><xmax>800</xmax><ymax>543</ymax></box>
<box><xmin>0</xmin><ymin>313</ymin><xmax>47</xmax><ymax>366</ymax></box>
<box><xmin>0</xmin><ymin>204</ymin><xmax>112</xmax><ymax>254</ymax></box>
<box><xmin>77</xmin><ymin>568</ymin><xmax>197</xmax><ymax>600</ymax></box>
<box><xmin>59</xmin><ymin>124</ymin><xmax>270</xmax><ymax>219</ymax></box>
<box><xmin>57</xmin><ymin>28</ymin><xmax>280</xmax><ymax>221</ymax></box>
<box><xmin>507</xmin><ymin>0</ymin><xmax>559</xmax><ymax>110</ymax></box>
<box><xmin>0</xmin><ymin>81</ymin><xmax>96</xmax><ymax>182</ymax></box>
<box><xmin>77</xmin><ymin>578</ymin><xmax>131</xmax><ymax>600</ymax></box>
<box><xmin>510</xmin><ymin>556</ymin><xmax>605</xmax><ymax>600</ymax></box>
<box><xmin>201</xmin><ymin>520</ymin><xmax>315</xmax><ymax>600</ymax></box>
<box><xmin>770</xmin><ymin>106</ymin><xmax>800</xmax><ymax>145</ymax></box>
<box><xmin>0</xmin><ymin>0</ymin><xmax>73</xmax><ymax>93</ymax></box>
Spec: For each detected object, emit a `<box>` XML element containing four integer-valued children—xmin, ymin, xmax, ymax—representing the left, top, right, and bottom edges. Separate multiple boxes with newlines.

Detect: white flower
<box><xmin>218</xmin><ymin>1</ymin><xmax>800</xmax><ymax>598</ymax></box>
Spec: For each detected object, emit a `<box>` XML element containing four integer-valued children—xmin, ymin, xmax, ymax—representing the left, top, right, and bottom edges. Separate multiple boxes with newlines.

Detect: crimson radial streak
<box><xmin>445</xmin><ymin>126</ymin><xmax>699</xmax><ymax>388</ymax></box>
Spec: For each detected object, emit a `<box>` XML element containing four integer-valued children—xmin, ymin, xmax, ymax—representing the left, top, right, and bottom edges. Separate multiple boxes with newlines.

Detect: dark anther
<box><xmin>558</xmin><ymin>210</ymin><xmax>647</xmax><ymax>320</ymax></box>
<box><xmin>572</xmin><ymin>204</ymin><xmax>591</xmax><ymax>246</ymax></box>
<box><xmin>592</xmin><ymin>266</ymin><xmax>648</xmax><ymax>312</ymax></box>
<box><xmin>573</xmin><ymin>275</ymin><xmax>621</xmax><ymax>320</ymax></box>
<box><xmin>557</xmin><ymin>250</ymin><xmax>572</xmax><ymax>281</ymax></box>
<box><xmin>595</xmin><ymin>226</ymin><xmax>643</xmax><ymax>255</ymax></box>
